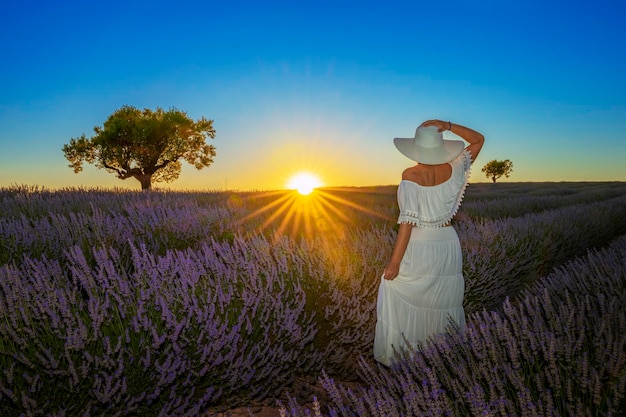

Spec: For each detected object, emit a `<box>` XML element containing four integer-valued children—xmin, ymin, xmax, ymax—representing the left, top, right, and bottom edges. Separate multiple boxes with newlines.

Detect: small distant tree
<box><xmin>63</xmin><ymin>105</ymin><xmax>216</xmax><ymax>191</ymax></box>
<box><xmin>482</xmin><ymin>159</ymin><xmax>513</xmax><ymax>183</ymax></box>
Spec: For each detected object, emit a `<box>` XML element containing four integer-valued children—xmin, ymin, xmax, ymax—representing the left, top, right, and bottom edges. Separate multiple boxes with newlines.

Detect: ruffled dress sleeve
<box><xmin>448</xmin><ymin>149</ymin><xmax>472</xmax><ymax>218</ymax></box>
<box><xmin>397</xmin><ymin>149</ymin><xmax>472</xmax><ymax>228</ymax></box>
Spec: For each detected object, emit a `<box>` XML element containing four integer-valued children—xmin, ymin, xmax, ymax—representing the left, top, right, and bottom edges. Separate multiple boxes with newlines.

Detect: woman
<box><xmin>373</xmin><ymin>119</ymin><xmax>484</xmax><ymax>366</ymax></box>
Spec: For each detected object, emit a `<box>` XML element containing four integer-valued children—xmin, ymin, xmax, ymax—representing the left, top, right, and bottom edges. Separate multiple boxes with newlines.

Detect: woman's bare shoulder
<box><xmin>401</xmin><ymin>166</ymin><xmax>420</xmax><ymax>181</ymax></box>
<box><xmin>401</xmin><ymin>164</ymin><xmax>452</xmax><ymax>186</ymax></box>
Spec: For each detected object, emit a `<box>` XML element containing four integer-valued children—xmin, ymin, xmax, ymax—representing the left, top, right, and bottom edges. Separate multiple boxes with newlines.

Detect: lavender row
<box><xmin>0</xmin><ymin>236</ymin><xmax>327</xmax><ymax>416</ymax></box>
<box><xmin>0</xmin><ymin>187</ymin><xmax>395</xmax><ymax>264</ymax></box>
<box><xmin>523</xmin><ymin>234</ymin><xmax>626</xmax><ymax>301</ymax></box>
<box><xmin>463</xmin><ymin>181</ymin><xmax>626</xmax><ymax>201</ymax></box>
<box><xmin>441</xmin><ymin>181</ymin><xmax>626</xmax><ymax>220</ymax></box>
<box><xmin>459</xmin><ymin>194</ymin><xmax>626</xmax><ymax>313</ymax></box>
<box><xmin>0</xmin><ymin>195</ymin><xmax>236</xmax><ymax>264</ymax></box>
<box><xmin>0</xmin><ymin>185</ymin><xmax>162</xmax><ymax>220</ymax></box>
<box><xmin>0</xmin><ymin>221</ymin><xmax>392</xmax><ymax>415</ymax></box>
<box><xmin>0</xmin><ymin>185</ymin><xmax>392</xmax><ymax>227</ymax></box>
<box><xmin>282</xmin><ymin>234</ymin><xmax>626</xmax><ymax>416</ymax></box>
<box><xmin>0</xmin><ymin>224</ymin><xmax>393</xmax><ymax>415</ymax></box>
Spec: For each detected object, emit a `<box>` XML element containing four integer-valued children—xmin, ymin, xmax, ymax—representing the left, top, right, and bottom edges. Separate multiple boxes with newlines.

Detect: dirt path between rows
<box><xmin>203</xmin><ymin>375</ymin><xmax>364</xmax><ymax>417</ymax></box>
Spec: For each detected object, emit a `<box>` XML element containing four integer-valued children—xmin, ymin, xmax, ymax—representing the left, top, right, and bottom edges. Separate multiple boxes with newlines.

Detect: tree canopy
<box><xmin>481</xmin><ymin>159</ymin><xmax>514</xmax><ymax>183</ymax></box>
<box><xmin>63</xmin><ymin>106</ymin><xmax>216</xmax><ymax>190</ymax></box>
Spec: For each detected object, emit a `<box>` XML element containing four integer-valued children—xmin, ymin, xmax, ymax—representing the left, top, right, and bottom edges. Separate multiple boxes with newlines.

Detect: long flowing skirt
<box><xmin>373</xmin><ymin>226</ymin><xmax>466</xmax><ymax>366</ymax></box>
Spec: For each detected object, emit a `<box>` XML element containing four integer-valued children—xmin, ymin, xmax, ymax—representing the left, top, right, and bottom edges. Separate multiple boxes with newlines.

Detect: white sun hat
<box><xmin>394</xmin><ymin>125</ymin><xmax>465</xmax><ymax>165</ymax></box>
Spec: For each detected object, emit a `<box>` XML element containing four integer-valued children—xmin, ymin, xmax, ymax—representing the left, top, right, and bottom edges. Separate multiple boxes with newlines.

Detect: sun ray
<box><xmin>275</xmin><ymin>194</ymin><xmax>301</xmax><ymax>236</ymax></box>
<box><xmin>302</xmin><ymin>198</ymin><xmax>314</xmax><ymax>236</ymax></box>
<box><xmin>232</xmin><ymin>182</ymin><xmax>395</xmax><ymax>239</ymax></box>
<box><xmin>309</xmin><ymin>196</ymin><xmax>347</xmax><ymax>236</ymax></box>
<box><xmin>236</xmin><ymin>191</ymin><xmax>293</xmax><ymax>226</ymax></box>
<box><xmin>316</xmin><ymin>189</ymin><xmax>394</xmax><ymax>221</ymax></box>
<box><xmin>258</xmin><ymin>193</ymin><xmax>299</xmax><ymax>233</ymax></box>
<box><xmin>315</xmin><ymin>194</ymin><xmax>351</xmax><ymax>221</ymax></box>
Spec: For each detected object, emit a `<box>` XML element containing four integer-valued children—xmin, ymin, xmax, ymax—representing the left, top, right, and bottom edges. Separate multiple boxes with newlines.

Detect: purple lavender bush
<box><xmin>284</xmin><ymin>234</ymin><xmax>626</xmax><ymax>416</ymax></box>
<box><xmin>461</xmin><ymin>182</ymin><xmax>626</xmax><ymax>219</ymax></box>
<box><xmin>0</xmin><ymin>237</ymin><xmax>321</xmax><ymax>416</ymax></box>
<box><xmin>459</xmin><ymin>195</ymin><xmax>626</xmax><ymax>313</ymax></box>
<box><xmin>0</xmin><ymin>190</ymin><xmax>234</xmax><ymax>264</ymax></box>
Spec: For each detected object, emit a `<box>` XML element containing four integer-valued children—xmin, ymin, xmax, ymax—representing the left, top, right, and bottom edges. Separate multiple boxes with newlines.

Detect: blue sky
<box><xmin>1</xmin><ymin>0</ymin><xmax>625</xmax><ymax>191</ymax></box>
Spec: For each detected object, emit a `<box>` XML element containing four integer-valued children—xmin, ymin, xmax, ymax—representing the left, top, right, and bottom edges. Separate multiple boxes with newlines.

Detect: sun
<box><xmin>286</xmin><ymin>172</ymin><xmax>323</xmax><ymax>195</ymax></box>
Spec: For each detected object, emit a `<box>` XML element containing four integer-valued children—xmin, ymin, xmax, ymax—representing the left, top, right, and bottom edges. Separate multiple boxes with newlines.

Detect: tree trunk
<box><xmin>135</xmin><ymin>174</ymin><xmax>152</xmax><ymax>191</ymax></box>
<box><xmin>492</xmin><ymin>176</ymin><xmax>497</xmax><ymax>183</ymax></box>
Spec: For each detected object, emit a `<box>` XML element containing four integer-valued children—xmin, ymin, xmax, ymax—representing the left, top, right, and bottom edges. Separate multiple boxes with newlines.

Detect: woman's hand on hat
<box><xmin>420</xmin><ymin>119</ymin><xmax>449</xmax><ymax>132</ymax></box>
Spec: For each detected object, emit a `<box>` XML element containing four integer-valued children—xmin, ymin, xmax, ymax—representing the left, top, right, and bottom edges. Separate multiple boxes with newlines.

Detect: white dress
<box><xmin>373</xmin><ymin>150</ymin><xmax>472</xmax><ymax>366</ymax></box>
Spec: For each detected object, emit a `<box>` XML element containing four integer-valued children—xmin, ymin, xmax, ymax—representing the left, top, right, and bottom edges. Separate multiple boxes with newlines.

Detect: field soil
<box><xmin>204</xmin><ymin>375</ymin><xmax>326</xmax><ymax>416</ymax></box>
<box><xmin>205</xmin><ymin>375</ymin><xmax>365</xmax><ymax>416</ymax></box>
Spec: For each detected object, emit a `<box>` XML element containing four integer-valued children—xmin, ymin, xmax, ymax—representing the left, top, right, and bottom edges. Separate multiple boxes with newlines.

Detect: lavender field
<box><xmin>1</xmin><ymin>182</ymin><xmax>625</xmax><ymax>416</ymax></box>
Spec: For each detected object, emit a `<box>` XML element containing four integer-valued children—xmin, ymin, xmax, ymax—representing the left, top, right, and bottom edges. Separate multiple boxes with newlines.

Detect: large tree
<box><xmin>481</xmin><ymin>159</ymin><xmax>513</xmax><ymax>183</ymax></box>
<box><xmin>63</xmin><ymin>105</ymin><xmax>216</xmax><ymax>190</ymax></box>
